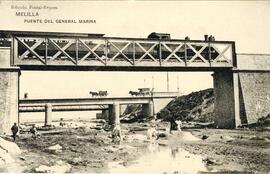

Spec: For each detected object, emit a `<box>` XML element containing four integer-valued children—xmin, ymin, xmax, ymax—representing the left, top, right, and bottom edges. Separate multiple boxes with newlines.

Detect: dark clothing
<box><xmin>11</xmin><ymin>125</ymin><xmax>18</xmax><ymax>141</ymax></box>
<box><xmin>30</xmin><ymin>127</ymin><xmax>38</xmax><ymax>139</ymax></box>
<box><xmin>169</xmin><ymin>116</ymin><xmax>176</xmax><ymax>132</ymax></box>
<box><xmin>30</xmin><ymin>127</ymin><xmax>37</xmax><ymax>134</ymax></box>
<box><xmin>12</xmin><ymin>132</ymin><xmax>17</xmax><ymax>141</ymax></box>
<box><xmin>11</xmin><ymin>125</ymin><xmax>18</xmax><ymax>133</ymax></box>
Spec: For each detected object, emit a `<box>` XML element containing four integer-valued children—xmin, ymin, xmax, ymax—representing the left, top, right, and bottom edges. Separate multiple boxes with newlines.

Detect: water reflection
<box><xmin>171</xmin><ymin>146</ymin><xmax>179</xmax><ymax>159</ymax></box>
<box><xmin>109</xmin><ymin>143</ymin><xmax>209</xmax><ymax>174</ymax></box>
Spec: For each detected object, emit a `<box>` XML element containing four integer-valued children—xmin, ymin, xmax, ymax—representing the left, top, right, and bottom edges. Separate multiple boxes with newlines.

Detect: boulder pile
<box><xmin>0</xmin><ymin>137</ymin><xmax>21</xmax><ymax>165</ymax></box>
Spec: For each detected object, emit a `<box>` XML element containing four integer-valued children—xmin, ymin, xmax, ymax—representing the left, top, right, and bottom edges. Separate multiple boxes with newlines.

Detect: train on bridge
<box><xmin>0</xmin><ymin>31</ymin><xmax>230</xmax><ymax>68</ymax></box>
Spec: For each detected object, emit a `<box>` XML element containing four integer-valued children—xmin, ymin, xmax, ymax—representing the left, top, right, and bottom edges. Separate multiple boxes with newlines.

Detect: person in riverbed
<box><xmin>112</xmin><ymin>124</ymin><xmax>122</xmax><ymax>144</ymax></box>
<box><xmin>175</xmin><ymin>120</ymin><xmax>182</xmax><ymax>131</ymax></box>
<box><xmin>11</xmin><ymin>123</ymin><xmax>19</xmax><ymax>141</ymax></box>
<box><xmin>30</xmin><ymin>124</ymin><xmax>39</xmax><ymax>139</ymax></box>
<box><xmin>169</xmin><ymin>116</ymin><xmax>177</xmax><ymax>134</ymax></box>
<box><xmin>147</xmin><ymin>126</ymin><xmax>159</xmax><ymax>140</ymax></box>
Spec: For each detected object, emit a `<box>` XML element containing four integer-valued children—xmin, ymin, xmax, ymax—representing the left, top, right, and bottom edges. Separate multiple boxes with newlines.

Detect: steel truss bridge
<box><xmin>0</xmin><ymin>30</ymin><xmax>236</xmax><ymax>71</ymax></box>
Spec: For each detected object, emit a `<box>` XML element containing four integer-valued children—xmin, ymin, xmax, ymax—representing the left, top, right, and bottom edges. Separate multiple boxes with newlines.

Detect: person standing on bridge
<box><xmin>11</xmin><ymin>123</ymin><xmax>19</xmax><ymax>141</ymax></box>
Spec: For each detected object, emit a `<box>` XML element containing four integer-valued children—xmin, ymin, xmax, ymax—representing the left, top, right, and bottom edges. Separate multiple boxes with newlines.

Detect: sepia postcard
<box><xmin>0</xmin><ymin>1</ymin><xmax>269</xmax><ymax>173</ymax></box>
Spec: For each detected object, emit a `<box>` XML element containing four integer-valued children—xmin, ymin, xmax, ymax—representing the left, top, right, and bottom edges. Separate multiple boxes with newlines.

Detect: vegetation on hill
<box><xmin>121</xmin><ymin>88</ymin><xmax>215</xmax><ymax>123</ymax></box>
<box><xmin>157</xmin><ymin>88</ymin><xmax>214</xmax><ymax>122</ymax></box>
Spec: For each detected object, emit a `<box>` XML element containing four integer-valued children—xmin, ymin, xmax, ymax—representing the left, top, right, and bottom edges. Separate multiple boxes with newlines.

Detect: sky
<box><xmin>1</xmin><ymin>1</ymin><xmax>270</xmax><ymax>99</ymax></box>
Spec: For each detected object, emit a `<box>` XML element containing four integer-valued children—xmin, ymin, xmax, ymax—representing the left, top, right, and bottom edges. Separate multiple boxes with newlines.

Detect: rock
<box><xmin>201</xmin><ymin>135</ymin><xmax>209</xmax><ymax>140</ymax></box>
<box><xmin>0</xmin><ymin>148</ymin><xmax>15</xmax><ymax>165</ymax></box>
<box><xmin>94</xmin><ymin>126</ymin><xmax>103</xmax><ymax>130</ymax></box>
<box><xmin>104</xmin><ymin>146</ymin><xmax>118</xmax><ymax>153</ymax></box>
<box><xmin>220</xmin><ymin>135</ymin><xmax>235</xmax><ymax>142</ymax></box>
<box><xmin>129</xmin><ymin>134</ymin><xmax>147</xmax><ymax>141</ymax></box>
<box><xmin>68</xmin><ymin>157</ymin><xmax>82</xmax><ymax>165</ymax></box>
<box><xmin>0</xmin><ymin>137</ymin><xmax>21</xmax><ymax>156</ymax></box>
<box><xmin>81</xmin><ymin>126</ymin><xmax>91</xmax><ymax>133</ymax></box>
<box><xmin>142</xmin><ymin>123</ymin><xmax>151</xmax><ymax>127</ymax></box>
<box><xmin>70</xmin><ymin>148</ymin><xmax>78</xmax><ymax>153</ymax></box>
<box><xmin>118</xmin><ymin>145</ymin><xmax>135</xmax><ymax>150</ymax></box>
<box><xmin>158</xmin><ymin>131</ymin><xmax>169</xmax><ymax>138</ymax></box>
<box><xmin>179</xmin><ymin>132</ymin><xmax>201</xmax><ymax>141</ymax></box>
<box><xmin>88</xmin><ymin>160</ymin><xmax>104</xmax><ymax>168</ymax></box>
<box><xmin>250</xmin><ymin>136</ymin><xmax>269</xmax><ymax>141</ymax></box>
<box><xmin>96</xmin><ymin>119</ymin><xmax>106</xmax><ymax>124</ymax></box>
<box><xmin>19</xmin><ymin>156</ymin><xmax>26</xmax><ymax>161</ymax></box>
<box><xmin>35</xmin><ymin>160</ymin><xmax>71</xmax><ymax>173</ymax></box>
<box><xmin>203</xmin><ymin>157</ymin><xmax>222</xmax><ymax>165</ymax></box>
<box><xmin>47</xmin><ymin>144</ymin><xmax>62</xmax><ymax>153</ymax></box>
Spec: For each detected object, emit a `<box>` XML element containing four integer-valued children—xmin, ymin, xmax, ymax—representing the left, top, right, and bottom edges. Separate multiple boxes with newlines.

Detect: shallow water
<box><xmin>109</xmin><ymin>143</ymin><xmax>209</xmax><ymax>174</ymax></box>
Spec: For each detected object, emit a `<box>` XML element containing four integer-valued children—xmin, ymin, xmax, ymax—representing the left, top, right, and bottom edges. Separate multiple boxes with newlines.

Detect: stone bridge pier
<box><xmin>45</xmin><ymin>103</ymin><xmax>52</xmax><ymax>126</ymax></box>
<box><xmin>142</xmin><ymin>101</ymin><xmax>154</xmax><ymax>119</ymax></box>
<box><xmin>108</xmin><ymin>103</ymin><xmax>120</xmax><ymax>126</ymax></box>
<box><xmin>0</xmin><ymin>47</ymin><xmax>20</xmax><ymax>134</ymax></box>
<box><xmin>107</xmin><ymin>101</ymin><xmax>155</xmax><ymax>127</ymax></box>
<box><xmin>213</xmin><ymin>54</ymin><xmax>270</xmax><ymax>128</ymax></box>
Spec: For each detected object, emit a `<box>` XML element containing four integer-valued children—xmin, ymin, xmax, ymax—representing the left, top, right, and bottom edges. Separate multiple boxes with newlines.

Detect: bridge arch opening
<box><xmin>19</xmin><ymin>71</ymin><xmax>213</xmax><ymax>126</ymax></box>
<box><xmin>1</xmin><ymin>31</ymin><xmax>269</xmax><ymax>134</ymax></box>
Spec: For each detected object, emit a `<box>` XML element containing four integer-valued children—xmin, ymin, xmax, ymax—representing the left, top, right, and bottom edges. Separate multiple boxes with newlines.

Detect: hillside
<box><xmin>120</xmin><ymin>104</ymin><xmax>144</xmax><ymax>123</ymax></box>
<box><xmin>121</xmin><ymin>88</ymin><xmax>215</xmax><ymax>123</ymax></box>
<box><xmin>157</xmin><ymin>88</ymin><xmax>214</xmax><ymax>122</ymax></box>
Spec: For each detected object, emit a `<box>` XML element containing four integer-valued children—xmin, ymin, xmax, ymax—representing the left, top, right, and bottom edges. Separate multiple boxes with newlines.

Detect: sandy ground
<box><xmin>9</xmin><ymin>122</ymin><xmax>270</xmax><ymax>173</ymax></box>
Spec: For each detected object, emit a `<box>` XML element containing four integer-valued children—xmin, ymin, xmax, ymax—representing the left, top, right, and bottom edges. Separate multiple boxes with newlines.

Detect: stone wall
<box><xmin>236</xmin><ymin>54</ymin><xmax>270</xmax><ymax>124</ymax></box>
<box><xmin>237</xmin><ymin>54</ymin><xmax>270</xmax><ymax>70</ymax></box>
<box><xmin>239</xmin><ymin>72</ymin><xmax>270</xmax><ymax>124</ymax></box>
<box><xmin>0</xmin><ymin>70</ymin><xmax>19</xmax><ymax>134</ymax></box>
<box><xmin>0</xmin><ymin>47</ymin><xmax>20</xmax><ymax>134</ymax></box>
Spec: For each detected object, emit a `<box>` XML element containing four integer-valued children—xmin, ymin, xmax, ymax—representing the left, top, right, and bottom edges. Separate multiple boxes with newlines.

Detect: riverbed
<box><xmin>8</xmin><ymin>122</ymin><xmax>270</xmax><ymax>173</ymax></box>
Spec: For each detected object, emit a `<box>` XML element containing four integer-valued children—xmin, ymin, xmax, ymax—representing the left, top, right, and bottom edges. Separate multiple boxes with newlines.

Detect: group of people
<box><xmin>10</xmin><ymin>116</ymin><xmax>182</xmax><ymax>143</ymax></box>
<box><xmin>110</xmin><ymin>118</ymin><xmax>182</xmax><ymax>144</ymax></box>
<box><xmin>11</xmin><ymin>123</ymin><xmax>39</xmax><ymax>141</ymax></box>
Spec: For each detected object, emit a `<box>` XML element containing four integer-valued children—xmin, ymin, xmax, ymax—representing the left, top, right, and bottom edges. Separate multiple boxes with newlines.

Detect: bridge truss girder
<box><xmin>8</xmin><ymin>34</ymin><xmax>235</xmax><ymax>70</ymax></box>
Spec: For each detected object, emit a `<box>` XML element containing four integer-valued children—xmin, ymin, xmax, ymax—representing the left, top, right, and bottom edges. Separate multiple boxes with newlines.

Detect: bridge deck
<box><xmin>0</xmin><ymin>30</ymin><xmax>236</xmax><ymax>71</ymax></box>
<box><xmin>19</xmin><ymin>96</ymin><xmax>177</xmax><ymax>106</ymax></box>
<box><xmin>19</xmin><ymin>104</ymin><xmax>108</xmax><ymax>112</ymax></box>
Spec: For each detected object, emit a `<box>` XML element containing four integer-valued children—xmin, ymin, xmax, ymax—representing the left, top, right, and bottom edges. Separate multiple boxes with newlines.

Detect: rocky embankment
<box><xmin>157</xmin><ymin>88</ymin><xmax>214</xmax><ymax>122</ymax></box>
<box><xmin>121</xmin><ymin>88</ymin><xmax>215</xmax><ymax>123</ymax></box>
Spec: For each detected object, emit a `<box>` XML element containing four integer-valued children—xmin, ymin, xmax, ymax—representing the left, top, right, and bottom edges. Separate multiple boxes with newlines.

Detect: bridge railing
<box><xmin>6</xmin><ymin>33</ymin><xmax>235</xmax><ymax>68</ymax></box>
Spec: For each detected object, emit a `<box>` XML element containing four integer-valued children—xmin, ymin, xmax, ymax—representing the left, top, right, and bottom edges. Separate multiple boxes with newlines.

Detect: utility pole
<box><xmin>144</xmin><ymin>79</ymin><xmax>146</xmax><ymax>88</ymax></box>
<box><xmin>177</xmin><ymin>75</ymin><xmax>179</xmax><ymax>93</ymax></box>
<box><xmin>152</xmin><ymin>76</ymin><xmax>154</xmax><ymax>89</ymax></box>
<box><xmin>167</xmin><ymin>72</ymin><xmax>169</xmax><ymax>92</ymax></box>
